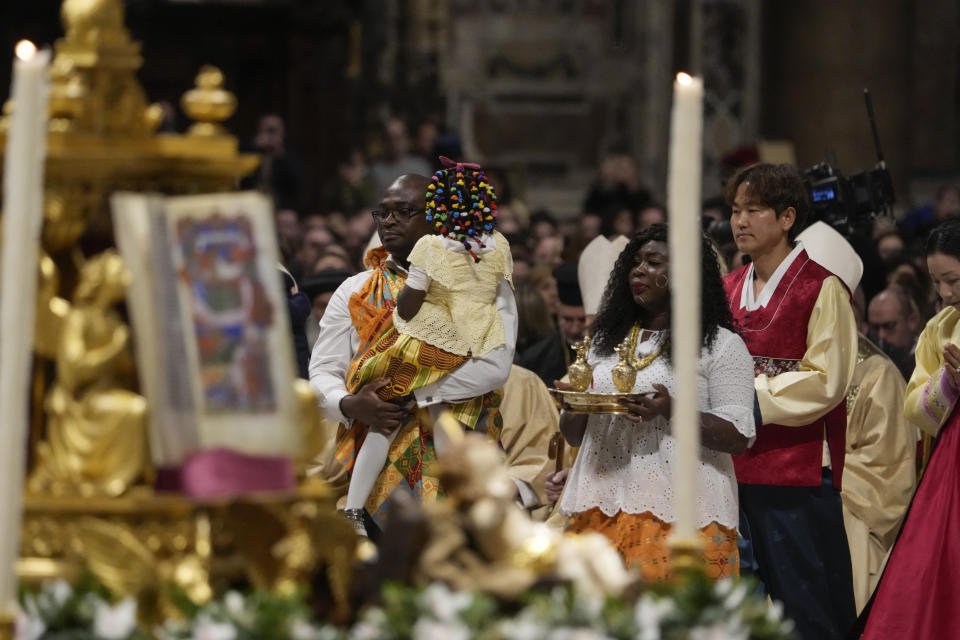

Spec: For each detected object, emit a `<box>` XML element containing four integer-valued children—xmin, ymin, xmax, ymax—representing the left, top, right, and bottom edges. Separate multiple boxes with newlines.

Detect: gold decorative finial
<box><xmin>52</xmin><ymin>0</ymin><xmax>159</xmax><ymax>136</ymax></box>
<box><xmin>566</xmin><ymin>336</ymin><xmax>593</xmax><ymax>392</ymax></box>
<box><xmin>61</xmin><ymin>0</ymin><xmax>125</xmax><ymax>45</ymax></box>
<box><xmin>181</xmin><ymin>66</ymin><xmax>237</xmax><ymax>137</ymax></box>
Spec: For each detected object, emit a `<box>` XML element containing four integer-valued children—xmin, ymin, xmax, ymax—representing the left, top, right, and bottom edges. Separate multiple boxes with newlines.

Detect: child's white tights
<box><xmin>345</xmin><ymin>405</ymin><xmax>463</xmax><ymax>510</ymax></box>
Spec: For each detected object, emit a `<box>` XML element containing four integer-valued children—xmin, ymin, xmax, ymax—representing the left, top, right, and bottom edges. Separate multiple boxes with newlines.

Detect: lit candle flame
<box><xmin>15</xmin><ymin>40</ymin><xmax>37</xmax><ymax>62</ymax></box>
<box><xmin>676</xmin><ymin>72</ymin><xmax>693</xmax><ymax>85</ymax></box>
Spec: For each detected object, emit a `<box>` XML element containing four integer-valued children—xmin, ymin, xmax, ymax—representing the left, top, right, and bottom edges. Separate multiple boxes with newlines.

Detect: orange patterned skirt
<box><xmin>567</xmin><ymin>508</ymin><xmax>739</xmax><ymax>582</ymax></box>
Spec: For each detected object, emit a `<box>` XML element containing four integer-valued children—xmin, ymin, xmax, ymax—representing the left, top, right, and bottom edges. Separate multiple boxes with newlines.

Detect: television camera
<box><xmin>802</xmin><ymin>89</ymin><xmax>895</xmax><ymax>235</ymax></box>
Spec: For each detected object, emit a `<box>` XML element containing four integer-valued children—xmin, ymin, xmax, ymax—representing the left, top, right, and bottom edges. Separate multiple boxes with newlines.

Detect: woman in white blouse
<box><xmin>557</xmin><ymin>224</ymin><xmax>756</xmax><ymax>581</ymax></box>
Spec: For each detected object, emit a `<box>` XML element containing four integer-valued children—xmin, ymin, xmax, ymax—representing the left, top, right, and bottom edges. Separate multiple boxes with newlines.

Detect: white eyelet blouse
<box><xmin>559</xmin><ymin>326</ymin><xmax>756</xmax><ymax>529</ymax></box>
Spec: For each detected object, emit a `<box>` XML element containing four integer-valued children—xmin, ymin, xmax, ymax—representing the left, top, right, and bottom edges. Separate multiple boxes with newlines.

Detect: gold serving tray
<box><xmin>552</xmin><ymin>389</ymin><xmax>657</xmax><ymax>414</ymax></box>
<box><xmin>552</xmin><ymin>390</ymin><xmax>631</xmax><ymax>414</ymax></box>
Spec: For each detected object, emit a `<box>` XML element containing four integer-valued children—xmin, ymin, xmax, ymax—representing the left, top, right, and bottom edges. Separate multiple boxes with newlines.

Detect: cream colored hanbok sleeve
<box><xmin>904</xmin><ymin>306</ymin><xmax>960</xmax><ymax>437</ymax></box>
<box><xmin>755</xmin><ymin>276</ymin><xmax>858</xmax><ymax>426</ymax></box>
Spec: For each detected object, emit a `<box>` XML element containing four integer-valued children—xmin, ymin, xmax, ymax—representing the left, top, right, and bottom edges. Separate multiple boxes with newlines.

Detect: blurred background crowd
<box><xmin>252</xmin><ymin>105</ymin><xmax>946</xmax><ymax>388</ymax></box>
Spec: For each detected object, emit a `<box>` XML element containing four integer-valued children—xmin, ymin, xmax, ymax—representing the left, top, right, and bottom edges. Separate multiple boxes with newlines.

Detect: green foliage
<box><xmin>20</xmin><ymin>572</ymin><xmax>796</xmax><ymax>640</ymax></box>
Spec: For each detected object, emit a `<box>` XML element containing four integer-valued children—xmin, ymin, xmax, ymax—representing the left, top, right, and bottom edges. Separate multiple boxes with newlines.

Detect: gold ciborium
<box><xmin>566</xmin><ymin>336</ymin><xmax>593</xmax><ymax>392</ymax></box>
<box><xmin>611</xmin><ymin>336</ymin><xmax>638</xmax><ymax>393</ymax></box>
<box><xmin>552</xmin><ymin>326</ymin><xmax>665</xmax><ymax>414</ymax></box>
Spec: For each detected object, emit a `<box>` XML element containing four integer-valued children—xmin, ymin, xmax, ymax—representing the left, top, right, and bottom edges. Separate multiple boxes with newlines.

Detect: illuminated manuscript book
<box><xmin>112</xmin><ymin>191</ymin><xmax>301</xmax><ymax>496</ymax></box>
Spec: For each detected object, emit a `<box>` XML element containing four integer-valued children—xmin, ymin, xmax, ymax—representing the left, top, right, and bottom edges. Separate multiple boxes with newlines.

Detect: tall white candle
<box><xmin>0</xmin><ymin>40</ymin><xmax>50</xmax><ymax>614</ymax></box>
<box><xmin>667</xmin><ymin>72</ymin><xmax>703</xmax><ymax>542</ymax></box>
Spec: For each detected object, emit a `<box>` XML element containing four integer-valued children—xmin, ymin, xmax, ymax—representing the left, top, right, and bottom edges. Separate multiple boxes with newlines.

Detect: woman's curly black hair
<box><xmin>591</xmin><ymin>223</ymin><xmax>736</xmax><ymax>357</ymax></box>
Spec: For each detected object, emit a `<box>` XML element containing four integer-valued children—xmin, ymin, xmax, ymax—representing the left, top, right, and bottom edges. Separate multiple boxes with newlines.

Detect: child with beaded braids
<box><xmin>343</xmin><ymin>158</ymin><xmax>512</xmax><ymax>527</ymax></box>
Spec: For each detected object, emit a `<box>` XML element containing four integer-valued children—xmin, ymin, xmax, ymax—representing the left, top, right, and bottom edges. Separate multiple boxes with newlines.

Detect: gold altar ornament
<box><xmin>28</xmin><ymin>250</ymin><xmax>149</xmax><ymax>498</ymax></box>
<box><xmin>1</xmin><ymin>0</ymin><xmax>358</xmax><ymax>625</ymax></box>
<box><xmin>414</xmin><ymin>429</ymin><xmax>637</xmax><ymax>600</ymax></box>
<box><xmin>181</xmin><ymin>65</ymin><xmax>238</xmax><ymax>138</ymax></box>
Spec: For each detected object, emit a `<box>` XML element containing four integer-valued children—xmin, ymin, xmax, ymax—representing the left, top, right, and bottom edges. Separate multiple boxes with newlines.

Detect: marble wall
<box><xmin>442</xmin><ymin>0</ymin><xmax>675</xmax><ymax>216</ymax></box>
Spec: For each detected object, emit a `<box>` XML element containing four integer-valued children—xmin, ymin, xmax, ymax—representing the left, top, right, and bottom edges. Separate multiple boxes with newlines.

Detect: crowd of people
<box><xmin>244</xmin><ymin>111</ymin><xmax>960</xmax><ymax>639</ymax></box>
<box><xmin>248</xmin><ymin>112</ymin><xmax>954</xmax><ymax>393</ymax></box>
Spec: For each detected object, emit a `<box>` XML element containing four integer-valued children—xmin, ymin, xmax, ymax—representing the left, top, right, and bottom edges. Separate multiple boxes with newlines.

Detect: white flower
<box><xmin>552</xmin><ymin>628</ymin><xmax>613</xmax><ymax>640</ymax></box>
<box><xmin>93</xmin><ymin>597</ymin><xmax>137</xmax><ymax>639</ymax></box>
<box><xmin>555</xmin><ymin>533</ymin><xmax>632</xmax><ymax>607</ymax></box>
<box><xmin>20</xmin><ymin>595</ymin><xmax>39</xmax><ymax>621</ymax></box>
<box><xmin>46</xmin><ymin>580</ymin><xmax>73</xmax><ymax>609</ymax></box>
<box><xmin>155</xmin><ymin>618</ymin><xmax>194</xmax><ymax>639</ymax></box>
<box><xmin>411</xmin><ymin>618</ymin><xmax>470</xmax><ymax>640</ymax></box>
<box><xmin>721</xmin><ymin>583</ymin><xmax>748</xmax><ymax>610</ymax></box>
<box><xmin>32</xmin><ymin>581</ymin><xmax>73</xmax><ymax>624</ymax></box>
<box><xmin>497</xmin><ymin>616</ymin><xmax>546</xmax><ymax>640</ymax></box>
<box><xmin>765</xmin><ymin>599</ymin><xmax>784</xmax><ymax>622</ymax></box>
<box><xmin>192</xmin><ymin>616</ymin><xmax>237</xmax><ymax>640</ymax></box>
<box><xmin>316</xmin><ymin>627</ymin><xmax>346</xmax><ymax>640</ymax></box>
<box><xmin>349</xmin><ymin>621</ymin><xmax>383</xmax><ymax>640</ymax></box>
<box><xmin>689</xmin><ymin>620</ymin><xmax>749</xmax><ymax>640</ymax></box>
<box><xmin>422</xmin><ymin>582</ymin><xmax>473</xmax><ymax>622</ymax></box>
<box><xmin>634</xmin><ymin>595</ymin><xmax>674</xmax><ymax>640</ymax></box>
<box><xmin>14</xmin><ymin>609</ymin><xmax>45</xmax><ymax>640</ymax></box>
<box><xmin>223</xmin><ymin>591</ymin><xmax>245</xmax><ymax>618</ymax></box>
<box><xmin>713</xmin><ymin>577</ymin><xmax>735</xmax><ymax>598</ymax></box>
<box><xmin>290</xmin><ymin>618</ymin><xmax>325</xmax><ymax>640</ymax></box>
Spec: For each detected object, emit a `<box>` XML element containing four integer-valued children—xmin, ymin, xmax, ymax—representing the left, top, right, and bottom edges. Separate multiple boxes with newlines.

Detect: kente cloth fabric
<box><xmin>392</xmin><ymin>231</ymin><xmax>512</xmax><ymax>357</ymax></box>
<box><xmin>859</xmin><ymin>402</ymin><xmax>960</xmax><ymax>639</ymax></box>
<box><xmin>723</xmin><ymin>250</ymin><xmax>856</xmax><ymax>488</ymax></box>
<box><xmin>840</xmin><ymin>335</ymin><xmax>916</xmax><ymax>613</ymax></box>
<box><xmin>342</xmin><ymin>247</ymin><xmax>484</xmax><ymax>427</ymax></box>
<box><xmin>905</xmin><ymin>305</ymin><xmax>960</xmax><ymax>437</ymax></box>
<box><xmin>739</xmin><ymin>469</ymin><xmax>856</xmax><ymax>640</ymax></box>
<box><xmin>333</xmin><ymin>247</ymin><xmax>502</xmax><ymax>527</ymax></box>
<box><xmin>558</xmin><ymin>327</ymin><xmax>755</xmax><ymax>530</ymax></box>
<box><xmin>566</xmin><ymin>508</ymin><xmax>738</xmax><ymax>582</ymax></box>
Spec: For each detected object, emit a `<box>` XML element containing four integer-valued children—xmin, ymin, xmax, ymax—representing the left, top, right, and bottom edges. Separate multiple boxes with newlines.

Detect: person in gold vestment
<box><xmin>840</xmin><ymin>335</ymin><xmax>916</xmax><ymax>613</ymax></box>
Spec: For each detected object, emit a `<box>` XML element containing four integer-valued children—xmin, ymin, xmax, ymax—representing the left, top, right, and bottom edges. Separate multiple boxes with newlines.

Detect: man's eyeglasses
<box><xmin>370</xmin><ymin>207</ymin><xmax>424</xmax><ymax>222</ymax></box>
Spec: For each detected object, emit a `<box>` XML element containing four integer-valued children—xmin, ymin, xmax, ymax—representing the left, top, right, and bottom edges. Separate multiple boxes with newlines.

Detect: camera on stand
<box><xmin>801</xmin><ymin>89</ymin><xmax>895</xmax><ymax>236</ymax></box>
